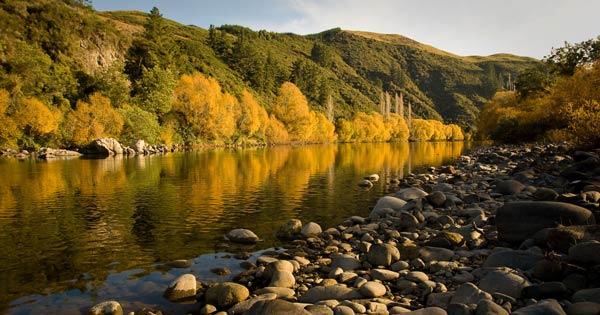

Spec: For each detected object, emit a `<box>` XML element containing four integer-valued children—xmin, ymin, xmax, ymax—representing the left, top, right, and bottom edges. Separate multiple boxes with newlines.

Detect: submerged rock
<box><xmin>276</xmin><ymin>219</ymin><xmax>303</xmax><ymax>239</ymax></box>
<box><xmin>87</xmin><ymin>301</ymin><xmax>123</xmax><ymax>315</ymax></box>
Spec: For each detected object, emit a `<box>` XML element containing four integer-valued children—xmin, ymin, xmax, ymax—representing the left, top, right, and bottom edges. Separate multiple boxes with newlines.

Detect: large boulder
<box><xmin>205</xmin><ymin>282</ymin><xmax>249</xmax><ymax>308</ymax></box>
<box><xmin>276</xmin><ymin>219</ymin><xmax>302</xmax><ymax>239</ymax></box>
<box><xmin>163</xmin><ymin>274</ymin><xmax>197</xmax><ymax>301</ymax></box>
<box><xmin>331</xmin><ymin>254</ymin><xmax>361</xmax><ymax>271</ymax></box>
<box><xmin>569</xmin><ymin>241</ymin><xmax>600</xmax><ymax>264</ymax></box>
<box><xmin>226</xmin><ymin>229</ymin><xmax>260</xmax><ymax>244</ymax></box>
<box><xmin>367</xmin><ymin>243</ymin><xmax>400</xmax><ymax>267</ymax></box>
<box><xmin>359</xmin><ymin>281</ymin><xmax>387</xmax><ymax>298</ymax></box>
<box><xmin>38</xmin><ymin>148</ymin><xmax>82</xmax><ymax>159</ymax></box>
<box><xmin>511</xmin><ymin>299</ymin><xmax>566</xmax><ymax>315</ymax></box>
<box><xmin>450</xmin><ymin>282</ymin><xmax>493</xmax><ymax>305</ymax></box>
<box><xmin>496</xmin><ymin>202</ymin><xmax>595</xmax><ymax>243</ymax></box>
<box><xmin>301</xmin><ymin>222</ymin><xmax>322</xmax><ymax>237</ymax></box>
<box><xmin>483</xmin><ymin>249</ymin><xmax>543</xmax><ymax>271</ymax></box>
<box><xmin>478</xmin><ymin>269</ymin><xmax>531</xmax><ymax>299</ymax></box>
<box><xmin>494</xmin><ymin>179</ymin><xmax>525</xmax><ymax>195</ymax></box>
<box><xmin>132</xmin><ymin>140</ymin><xmax>145</xmax><ymax>154</ymax></box>
<box><xmin>80</xmin><ymin>138</ymin><xmax>125</xmax><ymax>156</ymax></box>
<box><xmin>298</xmin><ymin>285</ymin><xmax>362</xmax><ymax>303</ymax></box>
<box><xmin>395</xmin><ymin>187</ymin><xmax>428</xmax><ymax>201</ymax></box>
<box><xmin>87</xmin><ymin>301</ymin><xmax>123</xmax><ymax>315</ymax></box>
<box><xmin>243</xmin><ymin>299</ymin><xmax>310</xmax><ymax>315</ymax></box>
<box><xmin>370</xmin><ymin>196</ymin><xmax>407</xmax><ymax>218</ymax></box>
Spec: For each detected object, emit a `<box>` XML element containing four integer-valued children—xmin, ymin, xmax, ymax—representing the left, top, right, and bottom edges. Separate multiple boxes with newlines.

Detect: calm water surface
<box><xmin>0</xmin><ymin>142</ymin><xmax>469</xmax><ymax>314</ymax></box>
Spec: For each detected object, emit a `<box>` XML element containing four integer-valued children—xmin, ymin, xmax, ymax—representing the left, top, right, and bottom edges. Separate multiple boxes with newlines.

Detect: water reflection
<box><xmin>0</xmin><ymin>142</ymin><xmax>469</xmax><ymax>314</ymax></box>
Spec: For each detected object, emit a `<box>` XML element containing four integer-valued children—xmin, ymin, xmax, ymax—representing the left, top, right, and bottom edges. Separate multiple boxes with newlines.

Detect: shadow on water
<box><xmin>0</xmin><ymin>142</ymin><xmax>470</xmax><ymax>315</ymax></box>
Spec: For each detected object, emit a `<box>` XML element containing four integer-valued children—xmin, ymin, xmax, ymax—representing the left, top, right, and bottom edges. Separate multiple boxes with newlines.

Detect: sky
<box><xmin>92</xmin><ymin>0</ymin><xmax>600</xmax><ymax>59</ymax></box>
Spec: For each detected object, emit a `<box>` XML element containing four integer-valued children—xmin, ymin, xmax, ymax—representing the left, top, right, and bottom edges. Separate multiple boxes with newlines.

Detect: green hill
<box><xmin>0</xmin><ymin>0</ymin><xmax>540</xmax><ymax>145</ymax></box>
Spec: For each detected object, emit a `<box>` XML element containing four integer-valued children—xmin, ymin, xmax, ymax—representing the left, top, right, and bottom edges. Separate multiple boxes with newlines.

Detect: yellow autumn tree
<box><xmin>220</xmin><ymin>92</ymin><xmax>241</xmax><ymax>140</ymax></box>
<box><xmin>336</xmin><ymin>118</ymin><xmax>356</xmax><ymax>143</ymax></box>
<box><xmin>271</xmin><ymin>82</ymin><xmax>313</xmax><ymax>142</ymax></box>
<box><xmin>410</xmin><ymin>119</ymin><xmax>435</xmax><ymax>141</ymax></box>
<box><xmin>427</xmin><ymin>120</ymin><xmax>446</xmax><ymax>141</ymax></box>
<box><xmin>555</xmin><ymin>62</ymin><xmax>600</xmax><ymax>148</ymax></box>
<box><xmin>448</xmin><ymin>124</ymin><xmax>465</xmax><ymax>141</ymax></box>
<box><xmin>63</xmin><ymin>93</ymin><xmax>124</xmax><ymax>146</ymax></box>
<box><xmin>386</xmin><ymin>113</ymin><xmax>409</xmax><ymax>141</ymax></box>
<box><xmin>352</xmin><ymin>112</ymin><xmax>390</xmax><ymax>142</ymax></box>
<box><xmin>238</xmin><ymin>90</ymin><xmax>264</xmax><ymax>138</ymax></box>
<box><xmin>265</xmin><ymin>114</ymin><xmax>289</xmax><ymax>144</ymax></box>
<box><xmin>476</xmin><ymin>91</ymin><xmax>519</xmax><ymax>140</ymax></box>
<box><xmin>307</xmin><ymin>112</ymin><xmax>337</xmax><ymax>143</ymax></box>
<box><xmin>172</xmin><ymin>72</ymin><xmax>240</xmax><ymax>144</ymax></box>
<box><xmin>13</xmin><ymin>97</ymin><xmax>61</xmax><ymax>147</ymax></box>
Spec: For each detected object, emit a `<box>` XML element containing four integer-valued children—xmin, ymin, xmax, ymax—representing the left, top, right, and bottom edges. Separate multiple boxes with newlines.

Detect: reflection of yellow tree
<box><xmin>337</xmin><ymin>143</ymin><xmax>409</xmax><ymax>176</ymax></box>
<box><xmin>410</xmin><ymin>142</ymin><xmax>465</xmax><ymax>169</ymax></box>
<box><xmin>272</xmin><ymin>145</ymin><xmax>337</xmax><ymax>209</ymax></box>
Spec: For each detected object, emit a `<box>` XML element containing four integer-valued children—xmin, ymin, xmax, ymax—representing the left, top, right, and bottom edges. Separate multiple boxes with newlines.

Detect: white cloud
<box><xmin>260</xmin><ymin>0</ymin><xmax>600</xmax><ymax>58</ymax></box>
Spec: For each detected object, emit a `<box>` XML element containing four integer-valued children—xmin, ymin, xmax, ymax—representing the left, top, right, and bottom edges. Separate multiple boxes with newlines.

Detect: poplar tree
<box><xmin>385</xmin><ymin>91</ymin><xmax>391</xmax><ymax>120</ymax></box>
<box><xmin>407</xmin><ymin>100</ymin><xmax>412</xmax><ymax>128</ymax></box>
<box><xmin>326</xmin><ymin>94</ymin><xmax>334</xmax><ymax>123</ymax></box>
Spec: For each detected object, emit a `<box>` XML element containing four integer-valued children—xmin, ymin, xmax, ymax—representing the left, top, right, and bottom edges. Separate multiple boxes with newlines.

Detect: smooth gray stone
<box><xmin>511</xmin><ymin>299</ymin><xmax>566</xmax><ymax>315</ymax></box>
<box><xmin>243</xmin><ymin>299</ymin><xmax>310</xmax><ymax>315</ymax></box>
<box><xmin>496</xmin><ymin>201</ymin><xmax>595</xmax><ymax>243</ymax></box>
<box><xmin>298</xmin><ymin>285</ymin><xmax>362</xmax><ymax>303</ymax></box>
<box><xmin>483</xmin><ymin>249</ymin><xmax>543</xmax><ymax>271</ymax></box>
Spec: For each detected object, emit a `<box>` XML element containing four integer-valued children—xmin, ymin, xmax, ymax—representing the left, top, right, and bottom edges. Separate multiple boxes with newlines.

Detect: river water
<box><xmin>0</xmin><ymin>142</ymin><xmax>469</xmax><ymax>314</ymax></box>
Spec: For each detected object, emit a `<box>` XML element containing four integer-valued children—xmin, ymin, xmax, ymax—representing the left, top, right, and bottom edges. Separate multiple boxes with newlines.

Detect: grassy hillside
<box><xmin>0</xmin><ymin>0</ymin><xmax>540</xmax><ymax>148</ymax></box>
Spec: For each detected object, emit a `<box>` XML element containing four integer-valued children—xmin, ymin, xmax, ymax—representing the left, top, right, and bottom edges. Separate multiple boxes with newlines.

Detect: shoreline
<box><xmin>49</xmin><ymin>143</ymin><xmax>600</xmax><ymax>314</ymax></box>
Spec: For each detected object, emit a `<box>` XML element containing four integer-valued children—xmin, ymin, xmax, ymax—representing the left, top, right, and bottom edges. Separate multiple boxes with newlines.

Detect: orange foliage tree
<box><xmin>63</xmin><ymin>93</ymin><xmax>124</xmax><ymax>146</ymax></box>
<box><xmin>13</xmin><ymin>97</ymin><xmax>61</xmax><ymax>148</ymax></box>
<box><xmin>307</xmin><ymin>112</ymin><xmax>337</xmax><ymax>143</ymax></box>
<box><xmin>238</xmin><ymin>90</ymin><xmax>267</xmax><ymax>139</ymax></box>
<box><xmin>171</xmin><ymin>72</ymin><xmax>240</xmax><ymax>144</ymax></box>
<box><xmin>272</xmin><ymin>82</ymin><xmax>313</xmax><ymax>142</ymax></box>
<box><xmin>265</xmin><ymin>114</ymin><xmax>289</xmax><ymax>144</ymax></box>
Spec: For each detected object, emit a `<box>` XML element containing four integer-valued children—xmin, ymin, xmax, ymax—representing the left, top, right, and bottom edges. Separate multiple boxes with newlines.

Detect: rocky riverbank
<box><xmin>88</xmin><ymin>143</ymin><xmax>600</xmax><ymax>315</ymax></box>
<box><xmin>0</xmin><ymin>138</ymin><xmax>178</xmax><ymax>159</ymax></box>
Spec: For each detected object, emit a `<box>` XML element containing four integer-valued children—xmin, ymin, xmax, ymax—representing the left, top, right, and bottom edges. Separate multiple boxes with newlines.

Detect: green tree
<box><xmin>290</xmin><ymin>59</ymin><xmax>325</xmax><ymax>104</ymax></box>
<box><xmin>125</xmin><ymin>7</ymin><xmax>177</xmax><ymax>82</ymax></box>
<box><xmin>117</xmin><ymin>104</ymin><xmax>161</xmax><ymax>144</ymax></box>
<box><xmin>311</xmin><ymin>42</ymin><xmax>334</xmax><ymax>68</ymax></box>
<box><xmin>515</xmin><ymin>66</ymin><xmax>554</xmax><ymax>98</ymax></box>
<box><xmin>545</xmin><ymin>36</ymin><xmax>600</xmax><ymax>75</ymax></box>
<box><xmin>133</xmin><ymin>66</ymin><xmax>177</xmax><ymax>117</ymax></box>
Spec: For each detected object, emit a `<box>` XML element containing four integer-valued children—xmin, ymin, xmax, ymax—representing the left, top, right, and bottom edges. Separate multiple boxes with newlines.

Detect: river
<box><xmin>0</xmin><ymin>142</ymin><xmax>469</xmax><ymax>314</ymax></box>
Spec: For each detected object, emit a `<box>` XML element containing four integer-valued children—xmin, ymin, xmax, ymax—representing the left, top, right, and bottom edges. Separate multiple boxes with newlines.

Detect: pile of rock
<box><xmin>88</xmin><ymin>144</ymin><xmax>600</xmax><ymax>315</ymax></box>
<box><xmin>1</xmin><ymin>139</ymin><xmax>176</xmax><ymax>160</ymax></box>
<box><xmin>80</xmin><ymin>138</ymin><xmax>172</xmax><ymax>157</ymax></box>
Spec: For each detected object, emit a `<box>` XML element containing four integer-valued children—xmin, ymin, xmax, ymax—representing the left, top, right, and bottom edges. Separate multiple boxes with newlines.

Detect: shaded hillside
<box><xmin>0</xmin><ymin>0</ymin><xmax>539</xmax><ymax>140</ymax></box>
